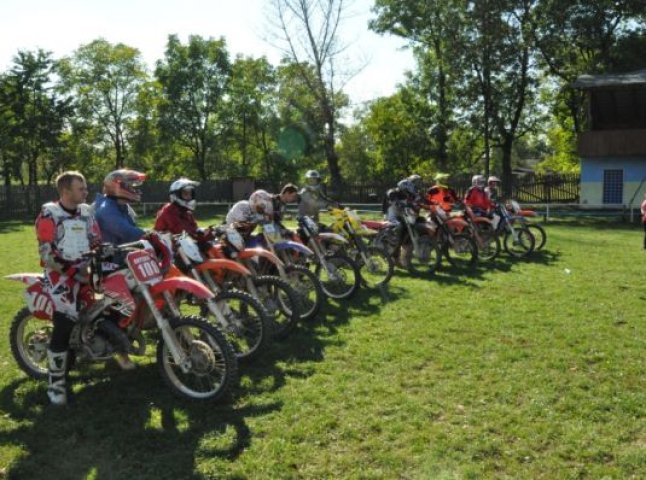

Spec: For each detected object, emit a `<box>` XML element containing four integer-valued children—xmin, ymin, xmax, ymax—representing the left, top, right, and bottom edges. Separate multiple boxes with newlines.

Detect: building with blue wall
<box><xmin>574</xmin><ymin>70</ymin><xmax>646</xmax><ymax>208</ymax></box>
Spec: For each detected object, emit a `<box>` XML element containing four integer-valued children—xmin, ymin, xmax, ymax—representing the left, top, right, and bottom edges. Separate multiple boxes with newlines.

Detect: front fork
<box><xmin>143</xmin><ymin>288</ymin><xmax>191</xmax><ymax>372</ymax></box>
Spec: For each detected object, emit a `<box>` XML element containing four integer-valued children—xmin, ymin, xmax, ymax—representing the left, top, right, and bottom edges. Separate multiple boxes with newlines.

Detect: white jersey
<box><xmin>226</xmin><ymin>200</ymin><xmax>262</xmax><ymax>224</ymax></box>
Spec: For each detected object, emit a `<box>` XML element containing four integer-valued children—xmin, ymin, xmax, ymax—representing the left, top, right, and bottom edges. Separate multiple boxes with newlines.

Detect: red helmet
<box><xmin>103</xmin><ymin>169</ymin><xmax>146</xmax><ymax>202</ymax></box>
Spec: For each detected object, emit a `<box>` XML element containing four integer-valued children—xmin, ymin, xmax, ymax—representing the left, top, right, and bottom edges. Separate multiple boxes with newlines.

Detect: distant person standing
<box><xmin>641</xmin><ymin>193</ymin><xmax>646</xmax><ymax>249</ymax></box>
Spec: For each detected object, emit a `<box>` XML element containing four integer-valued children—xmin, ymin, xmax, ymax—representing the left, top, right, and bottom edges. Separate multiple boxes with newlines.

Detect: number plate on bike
<box><xmin>126</xmin><ymin>250</ymin><xmax>163</xmax><ymax>284</ymax></box>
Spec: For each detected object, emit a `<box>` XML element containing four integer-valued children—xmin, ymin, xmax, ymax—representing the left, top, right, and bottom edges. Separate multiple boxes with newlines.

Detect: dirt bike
<box><xmin>491</xmin><ymin>203</ymin><xmax>536</xmax><ymax>258</ymax></box>
<box><xmin>168</xmin><ymin>231</ymin><xmax>273</xmax><ymax>362</ymax></box>
<box><xmin>425</xmin><ymin>205</ymin><xmax>479</xmax><ymax>269</ymax></box>
<box><xmin>507</xmin><ymin>200</ymin><xmax>546</xmax><ymax>251</ymax></box>
<box><xmin>249</xmin><ymin>221</ymin><xmax>325</xmax><ymax>321</ymax></box>
<box><xmin>294</xmin><ymin>215</ymin><xmax>361</xmax><ymax>300</ymax></box>
<box><xmin>6</xmin><ymin>240</ymin><xmax>238</xmax><ymax>402</ymax></box>
<box><xmin>448</xmin><ymin>203</ymin><xmax>501</xmax><ymax>262</ymax></box>
<box><xmin>327</xmin><ymin>207</ymin><xmax>394</xmax><ymax>288</ymax></box>
<box><xmin>364</xmin><ymin>204</ymin><xmax>442</xmax><ymax>274</ymax></box>
<box><xmin>202</xmin><ymin>226</ymin><xmax>302</xmax><ymax>339</ymax></box>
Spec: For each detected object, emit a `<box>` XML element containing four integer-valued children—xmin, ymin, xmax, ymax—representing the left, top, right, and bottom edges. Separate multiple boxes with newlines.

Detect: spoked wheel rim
<box><xmin>504</xmin><ymin>228</ymin><xmax>535</xmax><ymax>257</ymax></box>
<box><xmin>158</xmin><ymin>316</ymin><xmax>237</xmax><ymax>401</ymax></box>
<box><xmin>359</xmin><ymin>246</ymin><xmax>394</xmax><ymax>288</ymax></box>
<box><xmin>316</xmin><ymin>255</ymin><xmax>359</xmax><ymax>299</ymax></box>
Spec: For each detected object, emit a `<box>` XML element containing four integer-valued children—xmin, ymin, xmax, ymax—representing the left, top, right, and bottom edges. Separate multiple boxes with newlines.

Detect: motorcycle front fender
<box><xmin>149</xmin><ymin>277</ymin><xmax>214</xmax><ymax>300</ymax></box>
<box><xmin>238</xmin><ymin>247</ymin><xmax>285</xmax><ymax>268</ymax></box>
<box><xmin>316</xmin><ymin>232</ymin><xmax>348</xmax><ymax>245</ymax></box>
<box><xmin>195</xmin><ymin>258</ymin><xmax>251</xmax><ymax>276</ymax></box>
<box><xmin>273</xmin><ymin>240</ymin><xmax>314</xmax><ymax>256</ymax></box>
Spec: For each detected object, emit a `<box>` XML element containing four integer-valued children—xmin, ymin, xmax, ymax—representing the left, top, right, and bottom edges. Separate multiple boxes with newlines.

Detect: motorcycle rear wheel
<box><xmin>157</xmin><ymin>315</ymin><xmax>238</xmax><ymax>402</ymax></box>
<box><xmin>10</xmin><ymin>307</ymin><xmax>51</xmax><ymax>380</ymax></box>
<box><xmin>527</xmin><ymin>224</ymin><xmax>547</xmax><ymax>251</ymax></box>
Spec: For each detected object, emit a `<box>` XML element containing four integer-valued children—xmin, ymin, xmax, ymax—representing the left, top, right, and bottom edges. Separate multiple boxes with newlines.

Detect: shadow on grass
<box><xmin>0</xmin><ymin>220</ymin><xmax>31</xmax><ymax>234</ymax></box>
<box><xmin>0</xmin><ymin>364</ymin><xmax>281</xmax><ymax>479</ymax></box>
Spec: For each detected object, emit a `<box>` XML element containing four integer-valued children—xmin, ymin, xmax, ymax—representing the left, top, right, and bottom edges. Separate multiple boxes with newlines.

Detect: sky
<box><xmin>1</xmin><ymin>0</ymin><xmax>416</xmax><ymax>109</ymax></box>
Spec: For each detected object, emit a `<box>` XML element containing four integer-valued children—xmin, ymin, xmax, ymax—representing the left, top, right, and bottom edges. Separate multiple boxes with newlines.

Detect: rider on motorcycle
<box><xmin>154</xmin><ymin>177</ymin><xmax>207</xmax><ymax>237</ymax></box>
<box><xmin>382</xmin><ymin>174</ymin><xmax>424</xmax><ymax>267</ymax></box>
<box><xmin>226</xmin><ymin>189</ymin><xmax>274</xmax><ymax>238</ymax></box>
<box><xmin>272</xmin><ymin>183</ymin><xmax>299</xmax><ymax>224</ymax></box>
<box><xmin>35</xmin><ymin>171</ymin><xmax>101</xmax><ymax>405</ymax></box>
<box><xmin>426</xmin><ymin>173</ymin><xmax>459</xmax><ymax>212</ymax></box>
<box><xmin>464</xmin><ymin>174</ymin><xmax>495</xmax><ymax>216</ymax></box>
<box><xmin>93</xmin><ymin>169</ymin><xmax>147</xmax><ymax>244</ymax></box>
<box><xmin>485</xmin><ymin>175</ymin><xmax>502</xmax><ymax>203</ymax></box>
<box><xmin>297</xmin><ymin>170</ymin><xmax>336</xmax><ymax>222</ymax></box>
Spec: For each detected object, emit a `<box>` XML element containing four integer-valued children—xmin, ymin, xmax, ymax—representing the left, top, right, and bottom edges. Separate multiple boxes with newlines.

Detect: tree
<box><xmin>226</xmin><ymin>56</ymin><xmax>281</xmax><ymax>179</ymax></box>
<box><xmin>58</xmin><ymin>39</ymin><xmax>148</xmax><ymax>169</ymax></box>
<box><xmin>0</xmin><ymin>49</ymin><xmax>72</xmax><ymax>187</ymax></box>
<box><xmin>155</xmin><ymin>35</ymin><xmax>231</xmax><ymax>180</ymax></box>
<box><xmin>267</xmin><ymin>0</ymin><xmax>353</xmax><ymax>190</ymax></box>
<box><xmin>371</xmin><ymin>0</ymin><xmax>466</xmax><ymax>173</ymax></box>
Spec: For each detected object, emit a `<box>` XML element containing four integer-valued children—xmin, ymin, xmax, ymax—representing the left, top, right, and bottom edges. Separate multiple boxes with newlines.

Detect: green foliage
<box><xmin>0</xmin><ymin>218</ymin><xmax>645</xmax><ymax>478</ymax></box>
<box><xmin>58</xmin><ymin>39</ymin><xmax>149</xmax><ymax>169</ymax></box>
<box><xmin>155</xmin><ymin>35</ymin><xmax>232</xmax><ymax>181</ymax></box>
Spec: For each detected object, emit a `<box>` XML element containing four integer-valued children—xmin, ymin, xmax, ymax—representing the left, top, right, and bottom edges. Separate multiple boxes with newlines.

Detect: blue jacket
<box><xmin>93</xmin><ymin>193</ymin><xmax>145</xmax><ymax>244</ymax></box>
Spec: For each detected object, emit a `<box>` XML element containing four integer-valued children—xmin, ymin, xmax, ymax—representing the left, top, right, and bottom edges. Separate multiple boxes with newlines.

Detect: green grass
<box><xmin>0</xmin><ymin>216</ymin><xmax>644</xmax><ymax>479</ymax></box>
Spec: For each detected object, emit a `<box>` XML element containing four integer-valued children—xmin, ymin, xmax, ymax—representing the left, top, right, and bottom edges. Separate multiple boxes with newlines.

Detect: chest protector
<box><xmin>44</xmin><ymin>202</ymin><xmax>92</xmax><ymax>261</ymax></box>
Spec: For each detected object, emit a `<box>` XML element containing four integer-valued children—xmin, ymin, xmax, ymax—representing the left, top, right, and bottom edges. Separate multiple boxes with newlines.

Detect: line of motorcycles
<box><xmin>5</xmin><ymin>201</ymin><xmax>544</xmax><ymax>403</ymax></box>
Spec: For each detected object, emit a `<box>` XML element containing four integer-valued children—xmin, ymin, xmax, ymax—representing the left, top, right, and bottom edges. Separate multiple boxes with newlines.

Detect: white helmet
<box><xmin>397</xmin><ymin>179</ymin><xmax>416</xmax><ymax>196</ymax></box>
<box><xmin>249</xmin><ymin>189</ymin><xmax>273</xmax><ymax>216</ymax></box>
<box><xmin>304</xmin><ymin>170</ymin><xmax>321</xmax><ymax>186</ymax></box>
<box><xmin>169</xmin><ymin>178</ymin><xmax>200</xmax><ymax>210</ymax></box>
<box><xmin>471</xmin><ymin>175</ymin><xmax>486</xmax><ymax>188</ymax></box>
<box><xmin>487</xmin><ymin>175</ymin><xmax>501</xmax><ymax>185</ymax></box>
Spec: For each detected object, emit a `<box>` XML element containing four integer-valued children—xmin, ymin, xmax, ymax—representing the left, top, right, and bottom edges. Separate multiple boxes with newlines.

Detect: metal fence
<box><xmin>0</xmin><ymin>173</ymin><xmax>581</xmax><ymax>220</ymax></box>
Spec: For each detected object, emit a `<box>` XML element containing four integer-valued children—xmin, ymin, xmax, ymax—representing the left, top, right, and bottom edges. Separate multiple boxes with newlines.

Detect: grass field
<box><xmin>0</xmin><ymin>216</ymin><xmax>644</xmax><ymax>479</ymax></box>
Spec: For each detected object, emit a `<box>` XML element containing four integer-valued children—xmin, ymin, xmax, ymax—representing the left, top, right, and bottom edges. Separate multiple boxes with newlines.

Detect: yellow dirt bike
<box><xmin>328</xmin><ymin>207</ymin><xmax>394</xmax><ymax>288</ymax></box>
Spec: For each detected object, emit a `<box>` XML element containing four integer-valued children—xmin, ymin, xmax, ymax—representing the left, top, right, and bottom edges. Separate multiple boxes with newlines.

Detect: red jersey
<box><xmin>426</xmin><ymin>186</ymin><xmax>458</xmax><ymax>212</ymax></box>
<box><xmin>154</xmin><ymin>202</ymin><xmax>199</xmax><ymax>235</ymax></box>
<box><xmin>464</xmin><ymin>186</ymin><xmax>494</xmax><ymax>211</ymax></box>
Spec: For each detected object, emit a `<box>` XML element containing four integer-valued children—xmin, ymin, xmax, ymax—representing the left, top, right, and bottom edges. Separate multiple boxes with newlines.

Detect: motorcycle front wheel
<box><xmin>315</xmin><ymin>253</ymin><xmax>361</xmax><ymax>300</ymax></box>
<box><xmin>356</xmin><ymin>245</ymin><xmax>394</xmax><ymax>288</ymax></box>
<box><xmin>406</xmin><ymin>235</ymin><xmax>442</xmax><ymax>274</ymax></box>
<box><xmin>10</xmin><ymin>307</ymin><xmax>52</xmax><ymax>380</ymax></box>
<box><xmin>253</xmin><ymin>275</ymin><xmax>301</xmax><ymax>339</ymax></box>
<box><xmin>503</xmin><ymin>227</ymin><xmax>535</xmax><ymax>258</ymax></box>
<box><xmin>157</xmin><ymin>315</ymin><xmax>238</xmax><ymax>402</ymax></box>
<box><xmin>475</xmin><ymin>228</ymin><xmax>501</xmax><ymax>262</ymax></box>
<box><xmin>284</xmin><ymin>264</ymin><xmax>325</xmax><ymax>321</ymax></box>
<box><xmin>211</xmin><ymin>290</ymin><xmax>273</xmax><ymax>363</ymax></box>
<box><xmin>444</xmin><ymin>233</ymin><xmax>478</xmax><ymax>269</ymax></box>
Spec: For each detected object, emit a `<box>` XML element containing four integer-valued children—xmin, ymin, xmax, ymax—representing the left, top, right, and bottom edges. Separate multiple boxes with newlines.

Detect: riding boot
<box><xmin>47</xmin><ymin>349</ymin><xmax>69</xmax><ymax>406</ymax></box>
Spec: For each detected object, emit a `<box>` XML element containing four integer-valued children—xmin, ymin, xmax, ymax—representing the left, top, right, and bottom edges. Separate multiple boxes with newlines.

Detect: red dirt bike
<box><xmin>448</xmin><ymin>203</ymin><xmax>501</xmax><ymax>262</ymax></box>
<box><xmin>202</xmin><ymin>226</ymin><xmax>302</xmax><ymax>339</ymax></box>
<box><xmin>168</xmin><ymin>231</ymin><xmax>273</xmax><ymax>362</ymax></box>
<box><xmin>6</xmin><ymin>240</ymin><xmax>238</xmax><ymax>402</ymax></box>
